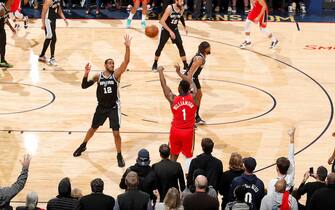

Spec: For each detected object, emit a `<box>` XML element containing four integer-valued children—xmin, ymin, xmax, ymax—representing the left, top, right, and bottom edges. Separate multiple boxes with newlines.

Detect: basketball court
<box><xmin>0</xmin><ymin>19</ymin><xmax>335</xmax><ymax>206</ymax></box>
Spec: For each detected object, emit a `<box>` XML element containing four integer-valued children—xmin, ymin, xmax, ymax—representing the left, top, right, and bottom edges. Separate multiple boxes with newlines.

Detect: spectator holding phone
<box><xmin>297</xmin><ymin>166</ymin><xmax>327</xmax><ymax>208</ymax></box>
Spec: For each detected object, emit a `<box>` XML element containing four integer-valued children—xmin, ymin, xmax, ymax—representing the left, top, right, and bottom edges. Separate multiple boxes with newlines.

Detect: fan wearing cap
<box><xmin>119</xmin><ymin>149</ymin><xmax>156</xmax><ymax>199</ymax></box>
<box><xmin>228</xmin><ymin>157</ymin><xmax>265</xmax><ymax>210</ymax></box>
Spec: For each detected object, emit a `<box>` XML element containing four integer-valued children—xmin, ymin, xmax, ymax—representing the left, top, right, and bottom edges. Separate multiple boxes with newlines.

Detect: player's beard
<box><xmin>176</xmin><ymin>3</ymin><xmax>182</xmax><ymax>9</ymax></box>
<box><xmin>106</xmin><ymin>68</ymin><xmax>114</xmax><ymax>73</ymax></box>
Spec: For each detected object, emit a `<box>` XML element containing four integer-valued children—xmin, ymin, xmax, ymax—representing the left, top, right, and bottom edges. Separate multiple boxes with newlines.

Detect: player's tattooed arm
<box><xmin>81</xmin><ymin>63</ymin><xmax>98</xmax><ymax>89</ymax></box>
<box><xmin>158</xmin><ymin>66</ymin><xmax>175</xmax><ymax>104</ymax></box>
<box><xmin>114</xmin><ymin>34</ymin><xmax>131</xmax><ymax>81</ymax></box>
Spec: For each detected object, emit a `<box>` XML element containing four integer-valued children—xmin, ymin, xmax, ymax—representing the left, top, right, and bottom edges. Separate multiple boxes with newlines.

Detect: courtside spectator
<box><xmin>152</xmin><ymin>144</ymin><xmax>185</xmax><ymax>202</ymax></box>
<box><xmin>268</xmin><ymin>128</ymin><xmax>296</xmax><ymax>194</ymax></box>
<box><xmin>46</xmin><ymin>177</ymin><xmax>78</xmax><ymax>210</ymax></box>
<box><xmin>16</xmin><ymin>191</ymin><xmax>44</xmax><ymax>210</ymax></box>
<box><xmin>0</xmin><ymin>154</ymin><xmax>31</xmax><ymax>209</ymax></box>
<box><xmin>219</xmin><ymin>152</ymin><xmax>244</xmax><ymax>209</ymax></box>
<box><xmin>183</xmin><ymin>175</ymin><xmax>219</xmax><ymax>210</ymax></box>
<box><xmin>154</xmin><ymin>187</ymin><xmax>183</xmax><ymax>210</ymax></box>
<box><xmin>225</xmin><ymin>185</ymin><xmax>251</xmax><ymax>210</ymax></box>
<box><xmin>76</xmin><ymin>178</ymin><xmax>115</xmax><ymax>210</ymax></box>
<box><xmin>115</xmin><ymin>171</ymin><xmax>153</xmax><ymax>210</ymax></box>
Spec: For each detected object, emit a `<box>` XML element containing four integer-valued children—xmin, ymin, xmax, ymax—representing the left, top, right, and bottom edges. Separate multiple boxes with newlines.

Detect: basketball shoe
<box><xmin>196</xmin><ymin>116</ymin><xmax>206</xmax><ymax>125</ymax></box>
<box><xmin>270</xmin><ymin>39</ymin><xmax>279</xmax><ymax>49</ymax></box>
<box><xmin>141</xmin><ymin>20</ymin><xmax>146</xmax><ymax>29</ymax></box>
<box><xmin>73</xmin><ymin>143</ymin><xmax>87</xmax><ymax>157</ymax></box>
<box><xmin>240</xmin><ymin>40</ymin><xmax>251</xmax><ymax>49</ymax></box>
<box><xmin>152</xmin><ymin>61</ymin><xmax>158</xmax><ymax>72</ymax></box>
<box><xmin>126</xmin><ymin>19</ymin><xmax>132</xmax><ymax>28</ymax></box>
<box><xmin>23</xmin><ymin>16</ymin><xmax>28</xmax><ymax>29</ymax></box>
<box><xmin>117</xmin><ymin>153</ymin><xmax>125</xmax><ymax>167</ymax></box>
<box><xmin>48</xmin><ymin>57</ymin><xmax>57</xmax><ymax>66</ymax></box>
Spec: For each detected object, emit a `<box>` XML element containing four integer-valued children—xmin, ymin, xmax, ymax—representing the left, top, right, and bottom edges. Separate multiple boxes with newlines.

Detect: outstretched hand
<box><xmin>84</xmin><ymin>63</ymin><xmax>91</xmax><ymax>75</ymax></box>
<box><xmin>124</xmin><ymin>34</ymin><xmax>132</xmax><ymax>48</ymax></box>
<box><xmin>20</xmin><ymin>154</ymin><xmax>31</xmax><ymax>169</ymax></box>
<box><xmin>288</xmin><ymin>127</ymin><xmax>296</xmax><ymax>143</ymax></box>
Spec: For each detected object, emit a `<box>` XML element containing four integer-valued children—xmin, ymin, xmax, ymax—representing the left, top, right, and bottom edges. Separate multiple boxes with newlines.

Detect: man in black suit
<box><xmin>152</xmin><ymin>144</ymin><xmax>185</xmax><ymax>202</ymax></box>
<box><xmin>75</xmin><ymin>178</ymin><xmax>115</xmax><ymax>210</ymax></box>
<box><xmin>187</xmin><ymin>138</ymin><xmax>223</xmax><ymax>192</ymax></box>
<box><xmin>115</xmin><ymin>171</ymin><xmax>153</xmax><ymax>210</ymax></box>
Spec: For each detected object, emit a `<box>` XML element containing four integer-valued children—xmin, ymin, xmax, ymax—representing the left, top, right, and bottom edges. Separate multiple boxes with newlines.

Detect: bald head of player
<box><xmin>198</xmin><ymin>41</ymin><xmax>211</xmax><ymax>55</ymax></box>
<box><xmin>104</xmin><ymin>58</ymin><xmax>115</xmax><ymax>73</ymax></box>
<box><xmin>178</xmin><ymin>80</ymin><xmax>190</xmax><ymax>96</ymax></box>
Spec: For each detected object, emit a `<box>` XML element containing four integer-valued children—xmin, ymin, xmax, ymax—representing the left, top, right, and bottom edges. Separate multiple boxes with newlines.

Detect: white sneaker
<box><xmin>48</xmin><ymin>57</ymin><xmax>57</xmax><ymax>66</ymax></box>
<box><xmin>240</xmin><ymin>40</ymin><xmax>251</xmax><ymax>49</ymax></box>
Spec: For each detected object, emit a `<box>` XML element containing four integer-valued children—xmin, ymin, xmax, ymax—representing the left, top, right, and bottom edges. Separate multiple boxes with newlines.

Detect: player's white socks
<box><xmin>14</xmin><ymin>11</ymin><xmax>24</xmax><ymax>20</ymax></box>
<box><xmin>128</xmin><ymin>12</ymin><xmax>134</xmax><ymax>20</ymax></box>
<box><xmin>271</xmin><ymin>36</ymin><xmax>277</xmax><ymax>42</ymax></box>
<box><xmin>245</xmin><ymin>35</ymin><xmax>251</xmax><ymax>42</ymax></box>
<box><xmin>141</xmin><ymin>15</ymin><xmax>146</xmax><ymax>21</ymax></box>
<box><xmin>184</xmin><ymin>157</ymin><xmax>192</xmax><ymax>172</ymax></box>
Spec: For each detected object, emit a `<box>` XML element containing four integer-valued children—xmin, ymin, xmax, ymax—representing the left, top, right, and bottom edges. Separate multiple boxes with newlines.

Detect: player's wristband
<box><xmin>81</xmin><ymin>77</ymin><xmax>94</xmax><ymax>89</ymax></box>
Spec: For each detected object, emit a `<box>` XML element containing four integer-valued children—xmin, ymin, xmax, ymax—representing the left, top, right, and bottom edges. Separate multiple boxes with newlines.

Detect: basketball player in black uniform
<box><xmin>177</xmin><ymin>41</ymin><xmax>211</xmax><ymax>125</ymax></box>
<box><xmin>152</xmin><ymin>0</ymin><xmax>188</xmax><ymax>72</ymax></box>
<box><xmin>73</xmin><ymin>35</ymin><xmax>131</xmax><ymax>168</ymax></box>
<box><xmin>38</xmin><ymin>0</ymin><xmax>68</xmax><ymax>66</ymax></box>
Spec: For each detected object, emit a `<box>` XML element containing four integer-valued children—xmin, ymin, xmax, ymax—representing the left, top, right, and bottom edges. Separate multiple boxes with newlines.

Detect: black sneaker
<box><xmin>117</xmin><ymin>153</ymin><xmax>125</xmax><ymax>167</ymax></box>
<box><xmin>152</xmin><ymin>62</ymin><xmax>158</xmax><ymax>72</ymax></box>
<box><xmin>196</xmin><ymin>116</ymin><xmax>206</xmax><ymax>125</ymax></box>
<box><xmin>270</xmin><ymin>39</ymin><xmax>279</xmax><ymax>49</ymax></box>
<box><xmin>240</xmin><ymin>40</ymin><xmax>251</xmax><ymax>49</ymax></box>
<box><xmin>73</xmin><ymin>144</ymin><xmax>86</xmax><ymax>157</ymax></box>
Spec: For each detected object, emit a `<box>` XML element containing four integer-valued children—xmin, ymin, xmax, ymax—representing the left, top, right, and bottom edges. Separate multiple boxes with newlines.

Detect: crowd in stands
<box><xmin>2</xmin><ymin>127</ymin><xmax>335</xmax><ymax>210</ymax></box>
<box><xmin>23</xmin><ymin>0</ymin><xmax>308</xmax><ymax>19</ymax></box>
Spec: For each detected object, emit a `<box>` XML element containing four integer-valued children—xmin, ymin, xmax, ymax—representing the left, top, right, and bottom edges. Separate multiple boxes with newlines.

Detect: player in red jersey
<box><xmin>240</xmin><ymin>0</ymin><xmax>278</xmax><ymax>49</ymax></box>
<box><xmin>158</xmin><ymin>64</ymin><xmax>199</xmax><ymax>170</ymax></box>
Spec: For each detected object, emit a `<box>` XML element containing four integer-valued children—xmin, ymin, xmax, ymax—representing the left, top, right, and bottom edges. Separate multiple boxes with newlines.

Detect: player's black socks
<box><xmin>81</xmin><ymin>142</ymin><xmax>87</xmax><ymax>147</ymax></box>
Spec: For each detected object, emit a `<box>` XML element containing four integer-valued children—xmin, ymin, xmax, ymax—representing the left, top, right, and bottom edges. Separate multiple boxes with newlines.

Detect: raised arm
<box><xmin>286</xmin><ymin>127</ymin><xmax>296</xmax><ymax>188</ymax></box>
<box><xmin>175</xmin><ymin>63</ymin><xmax>199</xmax><ymax>105</ymax></box>
<box><xmin>81</xmin><ymin>63</ymin><xmax>99</xmax><ymax>89</ymax></box>
<box><xmin>0</xmin><ymin>155</ymin><xmax>31</xmax><ymax>205</ymax></box>
<box><xmin>114</xmin><ymin>34</ymin><xmax>131</xmax><ymax>81</ymax></box>
<box><xmin>158</xmin><ymin>66</ymin><xmax>175</xmax><ymax>105</ymax></box>
<box><xmin>41</xmin><ymin>0</ymin><xmax>52</xmax><ymax>30</ymax></box>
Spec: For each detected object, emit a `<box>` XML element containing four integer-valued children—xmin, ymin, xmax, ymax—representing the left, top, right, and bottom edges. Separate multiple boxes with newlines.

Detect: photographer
<box><xmin>297</xmin><ymin>166</ymin><xmax>327</xmax><ymax>207</ymax></box>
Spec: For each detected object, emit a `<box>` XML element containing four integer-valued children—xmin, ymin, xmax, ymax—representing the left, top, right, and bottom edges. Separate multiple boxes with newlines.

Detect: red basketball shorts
<box><xmin>247</xmin><ymin>8</ymin><xmax>268</xmax><ymax>28</ymax></box>
<box><xmin>169</xmin><ymin>126</ymin><xmax>194</xmax><ymax>158</ymax></box>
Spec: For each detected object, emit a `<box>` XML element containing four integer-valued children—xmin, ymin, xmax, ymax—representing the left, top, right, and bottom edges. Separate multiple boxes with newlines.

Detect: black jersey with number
<box><xmin>165</xmin><ymin>4</ymin><xmax>182</xmax><ymax>31</ymax></box>
<box><xmin>185</xmin><ymin>53</ymin><xmax>206</xmax><ymax>78</ymax></box>
<box><xmin>46</xmin><ymin>0</ymin><xmax>61</xmax><ymax>20</ymax></box>
<box><xmin>96</xmin><ymin>72</ymin><xmax>120</xmax><ymax>109</ymax></box>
